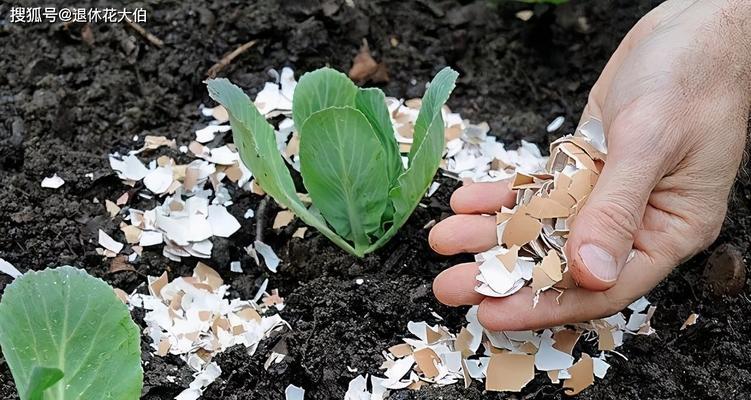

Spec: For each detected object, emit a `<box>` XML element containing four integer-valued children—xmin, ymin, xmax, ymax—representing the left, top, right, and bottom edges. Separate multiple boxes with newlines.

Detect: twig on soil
<box><xmin>519</xmin><ymin>68</ymin><xmax>539</xmax><ymax>100</ymax></box>
<box><xmin>124</xmin><ymin>18</ymin><xmax>164</xmax><ymax>48</ymax></box>
<box><xmin>54</xmin><ymin>229</ymin><xmax>79</xmax><ymax>257</ymax></box>
<box><xmin>255</xmin><ymin>197</ymin><xmax>269</xmax><ymax>243</ymax></box>
<box><xmin>206</xmin><ymin>40</ymin><xmax>258</xmax><ymax>78</ymax></box>
<box><xmin>133</xmin><ymin>64</ymin><xmax>146</xmax><ymax>97</ymax></box>
<box><xmin>62</xmin><ymin>237</ymin><xmax>79</xmax><ymax>258</ymax></box>
<box><xmin>678</xmin><ymin>273</ymin><xmax>700</xmax><ymax>302</ymax></box>
<box><xmin>13</xmin><ymin>186</ymin><xmax>30</xmax><ymax>198</ymax></box>
<box><xmin>219</xmin><ymin>371</ymin><xmax>235</xmax><ymax>397</ymax></box>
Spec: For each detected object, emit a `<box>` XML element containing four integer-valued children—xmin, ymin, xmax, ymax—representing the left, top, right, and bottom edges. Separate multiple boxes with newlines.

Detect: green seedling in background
<box><xmin>0</xmin><ymin>267</ymin><xmax>143</xmax><ymax>400</ymax></box>
<box><xmin>207</xmin><ymin>67</ymin><xmax>458</xmax><ymax>257</ymax></box>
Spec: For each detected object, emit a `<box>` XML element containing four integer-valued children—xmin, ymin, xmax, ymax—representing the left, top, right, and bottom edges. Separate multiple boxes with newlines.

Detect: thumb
<box><xmin>564</xmin><ymin>120</ymin><xmax>662</xmax><ymax>291</ymax></box>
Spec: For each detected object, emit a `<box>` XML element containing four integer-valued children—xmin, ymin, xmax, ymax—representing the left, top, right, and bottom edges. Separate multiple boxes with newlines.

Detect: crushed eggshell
<box><xmin>285</xmin><ymin>384</ymin><xmax>305</xmax><ymax>400</ymax></box>
<box><xmin>486</xmin><ymin>353</ymin><xmax>535</xmax><ymax>392</ymax></box>
<box><xmin>207</xmin><ymin>205</ymin><xmax>241</xmax><ymax>237</ymax></box>
<box><xmin>376</xmin><ymin>301</ymin><xmax>654</xmax><ymax>397</ymax></box>
<box><xmin>105</xmin><ymin>199</ymin><xmax>121</xmax><ymax>217</ymax></box>
<box><xmin>546</xmin><ymin>116</ymin><xmax>565</xmax><ymax>132</ymax></box>
<box><xmin>476</xmin><ymin>118</ymin><xmax>607</xmax><ymax>302</ymax></box>
<box><xmin>98</xmin><ymin>229</ymin><xmax>124</xmax><ymax>254</ymax></box>
<box><xmin>413</xmin><ymin>348</ymin><xmax>442</xmax><ymax>378</ymax></box>
<box><xmin>680</xmin><ymin>313</ymin><xmax>700</xmax><ymax>330</ymax></box>
<box><xmin>273</xmin><ymin>210</ymin><xmax>295</xmax><ymax>229</ymax></box>
<box><xmin>230</xmin><ymin>261</ymin><xmax>243</xmax><ymax>273</ymax></box>
<box><xmin>0</xmin><ymin>258</ymin><xmax>22</xmax><ymax>278</ymax></box>
<box><xmin>426</xmin><ymin>182</ymin><xmax>441</xmax><ymax>197</ymax></box>
<box><xmin>41</xmin><ymin>173</ymin><xmax>65</xmax><ymax>189</ymax></box>
<box><xmin>254</xmin><ymin>240</ymin><xmax>280</xmax><ymax>273</ymax></box>
<box><xmin>515</xmin><ymin>9</ymin><xmax>534</xmax><ymax>21</ymax></box>
<box><xmin>109</xmin><ymin>256</ymin><xmax>135</xmax><ymax>274</ymax></box>
<box><xmin>195</xmin><ymin>124</ymin><xmax>232</xmax><ymax>144</ymax></box>
<box><xmin>284</xmin><ymin>384</ymin><xmax>305</xmax><ymax>400</ymax></box>
<box><xmin>174</xmin><ymin>361</ymin><xmax>221</xmax><ymax>400</ymax></box>
<box><xmin>113</xmin><ymin>288</ymin><xmax>130</xmax><ymax>304</ymax></box>
<box><xmin>109</xmin><ymin>153</ymin><xmax>149</xmax><ymax>181</ymax></box>
<box><xmin>130</xmin><ymin>135</ymin><xmax>176</xmax><ymax>154</ymax></box>
<box><xmin>129</xmin><ymin>264</ymin><xmax>287</xmax><ymax>397</ymax></box>
<box><xmin>563</xmin><ymin>353</ymin><xmax>594</xmax><ymax>395</ymax></box>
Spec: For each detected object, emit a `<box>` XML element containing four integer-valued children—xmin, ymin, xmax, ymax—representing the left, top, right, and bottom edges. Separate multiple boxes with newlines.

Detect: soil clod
<box><xmin>704</xmin><ymin>243</ymin><xmax>747</xmax><ymax>297</ymax></box>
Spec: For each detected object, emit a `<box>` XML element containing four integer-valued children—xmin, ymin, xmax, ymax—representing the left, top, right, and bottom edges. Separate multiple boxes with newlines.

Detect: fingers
<box><xmin>478</xmin><ymin>287</ymin><xmax>610</xmax><ymax>332</ymax></box>
<box><xmin>478</xmin><ymin>250</ymin><xmax>669</xmax><ymax>331</ymax></box>
<box><xmin>432</xmin><ymin>262</ymin><xmax>484</xmax><ymax>306</ymax></box>
<box><xmin>429</xmin><ymin>180</ymin><xmax>514</xmax><ymax>256</ymax></box>
<box><xmin>450</xmin><ymin>180</ymin><xmax>516</xmax><ymax>214</ymax></box>
<box><xmin>428</xmin><ymin>215</ymin><xmax>496</xmax><ymax>255</ymax></box>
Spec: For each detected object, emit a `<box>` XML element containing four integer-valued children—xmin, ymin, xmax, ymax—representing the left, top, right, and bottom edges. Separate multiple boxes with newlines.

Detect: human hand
<box><xmin>429</xmin><ymin>0</ymin><xmax>750</xmax><ymax>331</ymax></box>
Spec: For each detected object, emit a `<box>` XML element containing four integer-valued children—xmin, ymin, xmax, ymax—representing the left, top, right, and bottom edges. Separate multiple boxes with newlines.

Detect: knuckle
<box><xmin>600</xmin><ymin>291</ymin><xmax>631</xmax><ymax>317</ymax></box>
<box><xmin>585</xmin><ymin>198</ymin><xmax>641</xmax><ymax>242</ymax></box>
<box><xmin>606</xmin><ymin>294</ymin><xmax>631</xmax><ymax>316</ymax></box>
<box><xmin>610</xmin><ymin>102</ymin><xmax>679</xmax><ymax>163</ymax></box>
<box><xmin>693</xmin><ymin>215</ymin><xmax>724</xmax><ymax>252</ymax></box>
<box><xmin>477</xmin><ymin>302</ymin><xmax>503</xmax><ymax>330</ymax></box>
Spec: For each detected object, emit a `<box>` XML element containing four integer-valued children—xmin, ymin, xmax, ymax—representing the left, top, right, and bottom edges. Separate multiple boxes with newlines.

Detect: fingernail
<box><xmin>578</xmin><ymin>244</ymin><xmax>618</xmax><ymax>282</ymax></box>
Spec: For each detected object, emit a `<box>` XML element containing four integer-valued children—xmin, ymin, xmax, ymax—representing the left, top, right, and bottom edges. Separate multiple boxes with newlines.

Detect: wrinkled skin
<box><xmin>429</xmin><ymin>0</ymin><xmax>751</xmax><ymax>331</ymax></box>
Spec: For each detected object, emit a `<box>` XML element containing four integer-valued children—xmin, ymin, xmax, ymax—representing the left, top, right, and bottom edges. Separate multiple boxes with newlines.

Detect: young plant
<box><xmin>0</xmin><ymin>266</ymin><xmax>143</xmax><ymax>400</ymax></box>
<box><xmin>207</xmin><ymin>67</ymin><xmax>458</xmax><ymax>257</ymax></box>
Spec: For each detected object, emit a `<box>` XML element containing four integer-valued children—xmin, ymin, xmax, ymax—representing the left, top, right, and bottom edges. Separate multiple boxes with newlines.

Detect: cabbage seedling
<box><xmin>0</xmin><ymin>266</ymin><xmax>143</xmax><ymax>400</ymax></box>
<box><xmin>207</xmin><ymin>67</ymin><xmax>458</xmax><ymax>257</ymax></box>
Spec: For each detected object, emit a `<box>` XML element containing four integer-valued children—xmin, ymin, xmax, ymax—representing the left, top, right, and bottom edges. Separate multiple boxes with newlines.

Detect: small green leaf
<box><xmin>27</xmin><ymin>367</ymin><xmax>64</xmax><ymax>400</ymax></box>
<box><xmin>300</xmin><ymin>106</ymin><xmax>390</xmax><ymax>251</ymax></box>
<box><xmin>207</xmin><ymin>78</ymin><xmax>361</xmax><ymax>255</ymax></box>
<box><xmin>0</xmin><ymin>266</ymin><xmax>143</xmax><ymax>400</ymax></box>
<box><xmin>408</xmin><ymin>67</ymin><xmax>459</xmax><ymax>165</ymax></box>
<box><xmin>355</xmin><ymin>88</ymin><xmax>404</xmax><ymax>186</ymax></box>
<box><xmin>388</xmin><ymin>67</ymin><xmax>458</xmax><ymax>240</ymax></box>
<box><xmin>292</xmin><ymin>68</ymin><xmax>359</xmax><ymax>130</ymax></box>
<box><xmin>207</xmin><ymin>78</ymin><xmax>299</xmax><ymax>204</ymax></box>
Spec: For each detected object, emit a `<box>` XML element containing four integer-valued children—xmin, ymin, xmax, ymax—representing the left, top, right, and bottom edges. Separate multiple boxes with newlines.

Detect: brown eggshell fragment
<box><xmin>485</xmin><ymin>353</ymin><xmax>535</xmax><ymax>392</ymax></box>
<box><xmin>414</xmin><ymin>348</ymin><xmax>441</xmax><ymax>378</ymax></box>
<box><xmin>388</xmin><ymin>343</ymin><xmax>413</xmax><ymax>358</ymax></box>
<box><xmin>563</xmin><ymin>354</ymin><xmax>594</xmax><ymax>396</ymax></box>
<box><xmin>194</xmin><ymin>262</ymin><xmax>223</xmax><ymax>290</ymax></box>
<box><xmin>552</xmin><ymin>329</ymin><xmax>581</xmax><ymax>355</ymax></box>
<box><xmin>502</xmin><ymin>211</ymin><xmax>542</xmax><ymax>247</ymax></box>
<box><xmin>597</xmin><ymin>327</ymin><xmax>615</xmax><ymax>351</ymax></box>
<box><xmin>525</xmin><ymin>196</ymin><xmax>571</xmax><ymax>219</ymax></box>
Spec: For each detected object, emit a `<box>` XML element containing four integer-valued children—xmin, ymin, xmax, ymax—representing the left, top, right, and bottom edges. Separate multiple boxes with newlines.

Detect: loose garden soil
<box><xmin>1</xmin><ymin>0</ymin><xmax>750</xmax><ymax>399</ymax></box>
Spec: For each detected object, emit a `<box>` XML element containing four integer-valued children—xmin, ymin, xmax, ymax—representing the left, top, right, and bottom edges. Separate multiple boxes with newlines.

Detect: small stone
<box><xmin>704</xmin><ymin>243</ymin><xmax>746</xmax><ymax>296</ymax></box>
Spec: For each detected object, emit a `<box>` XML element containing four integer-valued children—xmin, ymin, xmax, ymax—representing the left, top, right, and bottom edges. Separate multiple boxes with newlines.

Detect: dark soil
<box><xmin>1</xmin><ymin>0</ymin><xmax>750</xmax><ymax>399</ymax></box>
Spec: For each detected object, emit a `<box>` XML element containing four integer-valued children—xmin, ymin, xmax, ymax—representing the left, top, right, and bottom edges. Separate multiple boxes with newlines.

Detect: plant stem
<box><xmin>255</xmin><ymin>197</ymin><xmax>269</xmax><ymax>243</ymax></box>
